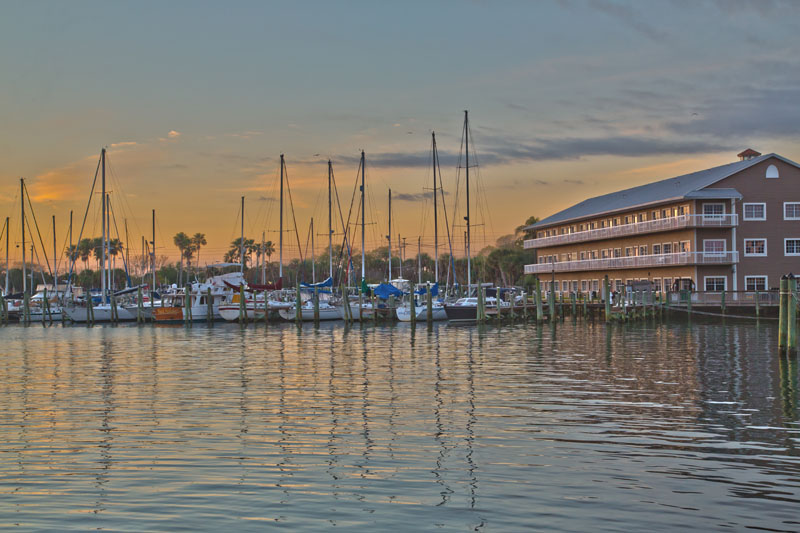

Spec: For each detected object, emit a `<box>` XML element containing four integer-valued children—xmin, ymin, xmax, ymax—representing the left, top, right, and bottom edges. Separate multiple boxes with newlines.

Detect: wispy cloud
<box><xmin>392</xmin><ymin>190</ymin><xmax>449</xmax><ymax>202</ymax></box>
<box><xmin>168</xmin><ymin>130</ymin><xmax>181</xmax><ymax>138</ymax></box>
<box><xmin>588</xmin><ymin>0</ymin><xmax>669</xmax><ymax>42</ymax></box>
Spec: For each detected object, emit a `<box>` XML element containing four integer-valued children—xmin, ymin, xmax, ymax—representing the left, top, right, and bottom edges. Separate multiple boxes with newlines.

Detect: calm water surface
<box><xmin>1</xmin><ymin>319</ymin><xmax>799</xmax><ymax>531</ymax></box>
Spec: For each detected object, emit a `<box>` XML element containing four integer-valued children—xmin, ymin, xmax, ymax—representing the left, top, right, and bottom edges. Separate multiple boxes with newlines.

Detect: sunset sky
<box><xmin>1</xmin><ymin>1</ymin><xmax>798</xmax><ymax>267</ymax></box>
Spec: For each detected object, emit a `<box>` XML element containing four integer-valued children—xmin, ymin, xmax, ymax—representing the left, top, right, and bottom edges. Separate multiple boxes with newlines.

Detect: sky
<box><xmin>1</xmin><ymin>0</ymin><xmax>799</xmax><ymax>267</ymax></box>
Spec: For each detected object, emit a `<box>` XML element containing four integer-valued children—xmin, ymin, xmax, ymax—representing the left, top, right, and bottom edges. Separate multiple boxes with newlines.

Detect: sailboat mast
<box><xmin>417</xmin><ymin>236</ymin><xmax>421</xmax><ymax>285</ymax></box>
<box><xmin>432</xmin><ymin>132</ymin><xmax>439</xmax><ymax>283</ymax></box>
<box><xmin>106</xmin><ymin>194</ymin><xmax>112</xmax><ymax>292</ymax></box>
<box><xmin>311</xmin><ymin>218</ymin><xmax>315</xmax><ymax>284</ymax></box>
<box><xmin>464</xmin><ymin>110</ymin><xmax>471</xmax><ymax>290</ymax></box>
<box><xmin>151</xmin><ymin>209</ymin><xmax>156</xmax><ymax>297</ymax></box>
<box><xmin>52</xmin><ymin>215</ymin><xmax>57</xmax><ymax>293</ymax></box>
<box><xmin>328</xmin><ymin>160</ymin><xmax>333</xmax><ymax>282</ymax></box>
<box><xmin>5</xmin><ymin>216</ymin><xmax>9</xmax><ymax>295</ymax></box>
<box><xmin>360</xmin><ymin>151</ymin><xmax>366</xmax><ymax>282</ymax></box>
<box><xmin>279</xmin><ymin>154</ymin><xmax>284</xmax><ymax>280</ymax></box>
<box><xmin>101</xmin><ymin>148</ymin><xmax>106</xmax><ymax>302</ymax></box>
<box><xmin>21</xmin><ymin>179</ymin><xmax>26</xmax><ymax>295</ymax></box>
<box><xmin>240</xmin><ymin>196</ymin><xmax>245</xmax><ymax>274</ymax></box>
<box><xmin>261</xmin><ymin>231</ymin><xmax>266</xmax><ymax>284</ymax></box>
<box><xmin>398</xmin><ymin>233</ymin><xmax>402</xmax><ymax>279</ymax></box>
<box><xmin>388</xmin><ymin>189</ymin><xmax>392</xmax><ymax>281</ymax></box>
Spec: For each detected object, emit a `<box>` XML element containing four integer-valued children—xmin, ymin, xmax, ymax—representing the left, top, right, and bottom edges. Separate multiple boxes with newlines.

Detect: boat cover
<box><xmin>414</xmin><ymin>283</ymin><xmax>439</xmax><ymax>297</ymax></box>
<box><xmin>373</xmin><ymin>283</ymin><xmax>404</xmax><ymax>300</ymax></box>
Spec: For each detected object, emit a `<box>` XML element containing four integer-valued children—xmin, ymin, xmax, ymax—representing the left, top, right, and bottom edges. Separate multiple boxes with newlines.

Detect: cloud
<box><xmin>392</xmin><ymin>190</ymin><xmax>450</xmax><ymax>202</ymax></box>
<box><xmin>257</xmin><ymin>195</ymin><xmax>276</xmax><ymax>202</ymax></box>
<box><xmin>588</xmin><ymin>0</ymin><xmax>669</xmax><ymax>42</ymax></box>
<box><xmin>168</xmin><ymin>130</ymin><xmax>181</xmax><ymax>138</ymax></box>
<box><xmin>110</xmin><ymin>141</ymin><xmax>138</xmax><ymax>148</ymax></box>
<box><xmin>330</xmin><ymin>135</ymin><xmax>733</xmax><ymax>170</ymax></box>
<box><xmin>564</xmin><ymin>179</ymin><xmax>584</xmax><ymax>185</ymax></box>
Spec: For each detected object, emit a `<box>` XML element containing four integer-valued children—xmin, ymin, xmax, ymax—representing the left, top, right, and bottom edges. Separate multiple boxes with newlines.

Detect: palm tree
<box><xmin>78</xmin><ymin>238</ymin><xmax>93</xmax><ymax>270</ymax></box>
<box><xmin>66</xmin><ymin>244</ymin><xmax>80</xmax><ymax>269</ymax></box>
<box><xmin>173</xmin><ymin>232</ymin><xmax>191</xmax><ymax>286</ymax></box>
<box><xmin>225</xmin><ymin>237</ymin><xmax>255</xmax><ymax>266</ymax></box>
<box><xmin>191</xmin><ymin>233</ymin><xmax>207</xmax><ymax>269</ymax></box>
<box><xmin>108</xmin><ymin>238</ymin><xmax>123</xmax><ymax>289</ymax></box>
<box><xmin>91</xmin><ymin>237</ymin><xmax>104</xmax><ymax>270</ymax></box>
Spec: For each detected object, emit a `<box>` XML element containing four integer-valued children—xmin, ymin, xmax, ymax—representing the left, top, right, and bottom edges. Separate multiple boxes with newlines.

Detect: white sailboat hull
<box><xmin>395</xmin><ymin>304</ymin><xmax>448</xmax><ymax>322</ymax></box>
<box><xmin>64</xmin><ymin>305</ymin><xmax>137</xmax><ymax>323</ymax></box>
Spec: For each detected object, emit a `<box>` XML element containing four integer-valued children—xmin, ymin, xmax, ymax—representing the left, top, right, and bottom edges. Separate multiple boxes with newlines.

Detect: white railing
<box><xmin>524</xmin><ymin>251</ymin><xmax>739</xmax><ymax>274</ymax></box>
<box><xmin>524</xmin><ymin>214</ymin><xmax>738</xmax><ymax>249</ymax></box>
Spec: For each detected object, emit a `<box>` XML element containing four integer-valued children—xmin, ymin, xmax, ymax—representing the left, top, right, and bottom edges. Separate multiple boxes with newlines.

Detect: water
<box><xmin>1</xmin><ymin>319</ymin><xmax>798</xmax><ymax>531</ymax></box>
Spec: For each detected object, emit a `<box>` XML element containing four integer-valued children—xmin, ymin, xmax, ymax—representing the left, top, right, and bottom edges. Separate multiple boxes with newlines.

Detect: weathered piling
<box><xmin>582</xmin><ymin>291</ymin><xmax>588</xmax><ymax>317</ymax></box>
<box><xmin>22</xmin><ymin>292</ymin><xmax>30</xmax><ymax>325</ymax></box>
<box><xmin>372</xmin><ymin>293</ymin><xmax>378</xmax><ymax>325</ymax></box>
<box><xmin>548</xmin><ymin>286</ymin><xmax>555</xmax><ymax>321</ymax></box>
<box><xmin>426</xmin><ymin>285</ymin><xmax>433</xmax><ymax>323</ymax></box>
<box><xmin>0</xmin><ymin>294</ymin><xmax>6</xmax><ymax>325</ymax></box>
<box><xmin>755</xmin><ymin>290</ymin><xmax>761</xmax><ymax>318</ymax></box>
<box><xmin>603</xmin><ymin>276</ymin><xmax>611</xmax><ymax>322</ymax></box>
<box><xmin>207</xmin><ymin>287</ymin><xmax>214</xmax><ymax>325</ymax></box>
<box><xmin>788</xmin><ymin>276</ymin><xmax>797</xmax><ymax>351</ymax></box>
<box><xmin>110</xmin><ymin>293</ymin><xmax>118</xmax><ymax>324</ymax></box>
<box><xmin>358</xmin><ymin>289</ymin><xmax>364</xmax><ymax>322</ymax></box>
<box><xmin>721</xmin><ymin>290</ymin><xmax>726</xmax><ymax>315</ymax></box>
<box><xmin>238</xmin><ymin>285</ymin><xmax>245</xmax><ymax>325</ymax></box>
<box><xmin>477</xmin><ymin>284</ymin><xmax>485</xmax><ymax>323</ymax></box>
<box><xmin>410</xmin><ymin>293</ymin><xmax>417</xmax><ymax>327</ymax></box>
<box><xmin>296</xmin><ymin>282</ymin><xmax>303</xmax><ymax>325</ymax></box>
<box><xmin>571</xmin><ymin>291</ymin><xmax>577</xmax><ymax>317</ymax></box>
<box><xmin>184</xmin><ymin>286</ymin><xmax>193</xmax><ymax>326</ymax></box>
<box><xmin>87</xmin><ymin>297</ymin><xmax>94</xmax><ymax>326</ymax></box>
<box><xmin>779</xmin><ymin>276</ymin><xmax>789</xmax><ymax>350</ymax></box>
<box><xmin>137</xmin><ymin>286</ymin><xmax>144</xmax><ymax>324</ymax></box>
<box><xmin>535</xmin><ymin>279</ymin><xmax>543</xmax><ymax>322</ymax></box>
<box><xmin>522</xmin><ymin>288</ymin><xmax>528</xmax><ymax>320</ymax></box>
<box><xmin>313</xmin><ymin>287</ymin><xmax>320</xmax><ymax>327</ymax></box>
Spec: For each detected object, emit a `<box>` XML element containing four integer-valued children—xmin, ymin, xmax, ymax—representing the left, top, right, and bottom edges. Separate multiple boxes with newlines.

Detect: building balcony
<box><xmin>524</xmin><ymin>251</ymin><xmax>739</xmax><ymax>274</ymax></box>
<box><xmin>524</xmin><ymin>214</ymin><xmax>738</xmax><ymax>249</ymax></box>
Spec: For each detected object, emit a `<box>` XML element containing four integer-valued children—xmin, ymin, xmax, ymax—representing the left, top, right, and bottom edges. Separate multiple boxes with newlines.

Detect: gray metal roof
<box><xmin>531</xmin><ymin>153</ymin><xmax>794</xmax><ymax>229</ymax></box>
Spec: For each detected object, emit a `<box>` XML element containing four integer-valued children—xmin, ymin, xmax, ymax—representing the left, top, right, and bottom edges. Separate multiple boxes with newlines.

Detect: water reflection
<box><xmin>0</xmin><ymin>320</ymin><xmax>799</xmax><ymax>531</ymax></box>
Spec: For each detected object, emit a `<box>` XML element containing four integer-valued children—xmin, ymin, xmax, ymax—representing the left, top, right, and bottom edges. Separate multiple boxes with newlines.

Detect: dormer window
<box><xmin>766</xmin><ymin>164</ymin><xmax>779</xmax><ymax>179</ymax></box>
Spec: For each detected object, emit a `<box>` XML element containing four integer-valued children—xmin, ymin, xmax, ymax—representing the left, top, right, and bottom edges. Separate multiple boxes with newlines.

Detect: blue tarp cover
<box><xmin>300</xmin><ymin>277</ymin><xmax>333</xmax><ymax>289</ymax></box>
<box><xmin>414</xmin><ymin>283</ymin><xmax>438</xmax><ymax>297</ymax></box>
<box><xmin>373</xmin><ymin>283</ymin><xmax>404</xmax><ymax>299</ymax></box>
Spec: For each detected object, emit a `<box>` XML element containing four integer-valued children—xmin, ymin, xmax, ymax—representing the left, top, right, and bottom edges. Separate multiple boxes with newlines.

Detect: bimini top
<box><xmin>530</xmin><ymin>153</ymin><xmax>796</xmax><ymax>229</ymax></box>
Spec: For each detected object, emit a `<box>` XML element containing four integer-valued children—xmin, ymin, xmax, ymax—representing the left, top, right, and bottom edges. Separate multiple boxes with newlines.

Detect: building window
<box><xmin>661</xmin><ymin>209</ymin><xmax>668</xmax><ymax>218</ymax></box>
<box><xmin>591</xmin><ymin>250</ymin><xmax>597</xmax><ymax>259</ymax></box>
<box><xmin>678</xmin><ymin>206</ymin><xmax>685</xmax><ymax>215</ymax></box>
<box><xmin>571</xmin><ymin>281</ymin><xmax>578</xmax><ymax>292</ymax></box>
<box><xmin>625</xmin><ymin>247</ymin><xmax>632</xmax><ymax>257</ymax></box>
<box><xmin>766</xmin><ymin>164</ymin><xmax>779</xmax><ymax>179</ymax></box>
<box><xmin>744</xmin><ymin>203</ymin><xmax>766</xmax><ymax>221</ymax></box>
<box><xmin>539</xmin><ymin>257</ymin><xmax>545</xmax><ymax>264</ymax></box>
<box><xmin>663</xmin><ymin>278</ymin><xmax>672</xmax><ymax>292</ymax></box>
<box><xmin>615</xmin><ymin>280</ymin><xmax>624</xmax><ymax>292</ymax></box>
<box><xmin>702</xmin><ymin>240</ymin><xmax>725</xmax><ymax>255</ymax></box>
<box><xmin>705</xmin><ymin>277</ymin><xmax>726</xmax><ymax>292</ymax></box>
<box><xmin>653</xmin><ymin>244</ymin><xmax>661</xmax><ymax>255</ymax></box>
<box><xmin>679</xmin><ymin>241</ymin><xmax>690</xmax><ymax>252</ymax></box>
<box><xmin>638</xmin><ymin>213</ymin><xmax>645</xmax><ymax>222</ymax></box>
<box><xmin>579</xmin><ymin>251</ymin><xmax>586</xmax><ymax>260</ymax></box>
<box><xmin>663</xmin><ymin>243</ymin><xmax>673</xmax><ymax>254</ymax></box>
<box><xmin>703</xmin><ymin>203</ymin><xmax>724</xmax><ymax>219</ymax></box>
<box><xmin>745</xmin><ymin>276</ymin><xmax>767</xmax><ymax>291</ymax></box>
<box><xmin>784</xmin><ymin>202</ymin><xmax>800</xmax><ymax>220</ymax></box>
<box><xmin>581</xmin><ymin>280</ymin><xmax>587</xmax><ymax>291</ymax></box>
<box><xmin>744</xmin><ymin>238</ymin><xmax>767</xmax><ymax>256</ymax></box>
<box><xmin>639</xmin><ymin>245</ymin><xmax>647</xmax><ymax>256</ymax></box>
<box><xmin>613</xmin><ymin>248</ymin><xmax>621</xmax><ymax>258</ymax></box>
<box><xmin>785</xmin><ymin>239</ymin><xmax>800</xmax><ymax>256</ymax></box>
<box><xmin>653</xmin><ymin>278</ymin><xmax>662</xmax><ymax>292</ymax></box>
<box><xmin>592</xmin><ymin>280</ymin><xmax>599</xmax><ymax>291</ymax></box>
<box><xmin>652</xmin><ymin>211</ymin><xmax>658</xmax><ymax>220</ymax></box>
<box><xmin>601</xmin><ymin>250</ymin><xmax>608</xmax><ymax>259</ymax></box>
<box><xmin>562</xmin><ymin>281</ymin><xmax>569</xmax><ymax>292</ymax></box>
<box><xmin>590</xmin><ymin>222</ymin><xmax>596</xmax><ymax>230</ymax></box>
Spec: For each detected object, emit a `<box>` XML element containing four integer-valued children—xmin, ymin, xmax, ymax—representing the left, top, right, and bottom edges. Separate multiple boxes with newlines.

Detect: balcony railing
<box><xmin>524</xmin><ymin>251</ymin><xmax>739</xmax><ymax>274</ymax></box>
<box><xmin>524</xmin><ymin>213</ymin><xmax>739</xmax><ymax>249</ymax></box>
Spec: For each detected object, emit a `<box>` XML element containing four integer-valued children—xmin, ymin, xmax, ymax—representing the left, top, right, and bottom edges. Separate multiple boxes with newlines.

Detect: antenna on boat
<box><xmin>101</xmin><ymin>148</ymin><xmax>107</xmax><ymax>303</ymax></box>
<box><xmin>432</xmin><ymin>132</ymin><xmax>439</xmax><ymax>284</ymax></box>
<box><xmin>387</xmin><ymin>188</ymin><xmax>392</xmax><ymax>282</ymax></box>
<box><xmin>328</xmin><ymin>160</ymin><xmax>333</xmax><ymax>282</ymax></box>
<box><xmin>464</xmin><ymin>110</ymin><xmax>471</xmax><ymax>290</ymax></box>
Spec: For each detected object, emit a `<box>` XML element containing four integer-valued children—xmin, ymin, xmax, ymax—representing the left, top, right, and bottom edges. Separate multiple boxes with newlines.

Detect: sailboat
<box><xmin>64</xmin><ymin>148</ymin><xmax>137</xmax><ymax>323</ymax></box>
<box><xmin>345</xmin><ymin>151</ymin><xmax>376</xmax><ymax>320</ymax></box>
<box><xmin>396</xmin><ymin>131</ymin><xmax>451</xmax><ymax>321</ymax></box>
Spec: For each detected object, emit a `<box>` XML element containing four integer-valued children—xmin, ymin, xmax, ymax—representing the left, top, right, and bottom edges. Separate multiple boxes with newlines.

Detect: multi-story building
<box><xmin>524</xmin><ymin>150</ymin><xmax>800</xmax><ymax>296</ymax></box>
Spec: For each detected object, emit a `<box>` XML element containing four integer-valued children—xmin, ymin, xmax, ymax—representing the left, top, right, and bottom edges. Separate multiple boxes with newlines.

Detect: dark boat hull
<box><xmin>443</xmin><ymin>305</ymin><xmax>478</xmax><ymax>322</ymax></box>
